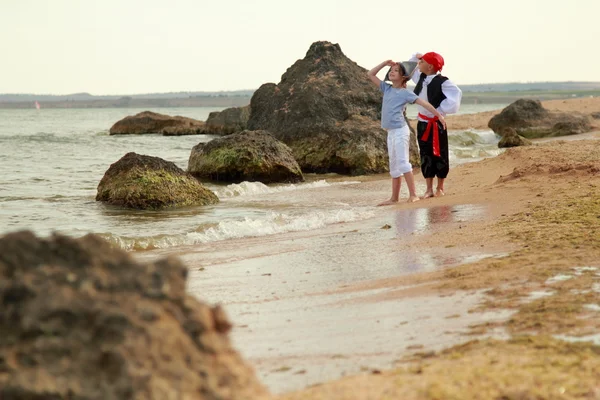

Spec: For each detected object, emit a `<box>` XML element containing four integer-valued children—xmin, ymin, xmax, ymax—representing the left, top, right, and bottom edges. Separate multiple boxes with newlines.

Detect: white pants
<box><xmin>387</xmin><ymin>126</ymin><xmax>412</xmax><ymax>178</ymax></box>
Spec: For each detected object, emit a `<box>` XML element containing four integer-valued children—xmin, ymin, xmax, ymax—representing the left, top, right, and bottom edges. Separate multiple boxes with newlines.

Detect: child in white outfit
<box><xmin>367</xmin><ymin>60</ymin><xmax>446</xmax><ymax>205</ymax></box>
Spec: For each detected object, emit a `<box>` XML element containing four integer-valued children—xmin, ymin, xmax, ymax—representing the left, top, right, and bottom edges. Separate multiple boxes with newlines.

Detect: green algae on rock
<box><xmin>188</xmin><ymin>130</ymin><xmax>304</xmax><ymax>184</ymax></box>
<box><xmin>96</xmin><ymin>152</ymin><xmax>218</xmax><ymax>210</ymax></box>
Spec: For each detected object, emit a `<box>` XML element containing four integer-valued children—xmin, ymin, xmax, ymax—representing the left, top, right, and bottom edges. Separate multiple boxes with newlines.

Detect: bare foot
<box><xmin>435</xmin><ymin>189</ymin><xmax>445</xmax><ymax>197</ymax></box>
<box><xmin>421</xmin><ymin>191</ymin><xmax>434</xmax><ymax>199</ymax></box>
<box><xmin>407</xmin><ymin>196</ymin><xmax>420</xmax><ymax>203</ymax></box>
<box><xmin>377</xmin><ymin>199</ymin><xmax>398</xmax><ymax>206</ymax></box>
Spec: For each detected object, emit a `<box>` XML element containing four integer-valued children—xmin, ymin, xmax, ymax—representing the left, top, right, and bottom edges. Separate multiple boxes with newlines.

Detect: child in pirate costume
<box><xmin>368</xmin><ymin>59</ymin><xmax>446</xmax><ymax>206</ymax></box>
<box><xmin>409</xmin><ymin>52</ymin><xmax>462</xmax><ymax>198</ymax></box>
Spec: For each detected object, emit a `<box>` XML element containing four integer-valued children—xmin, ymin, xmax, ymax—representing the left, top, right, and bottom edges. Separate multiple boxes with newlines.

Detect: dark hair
<box><xmin>385</xmin><ymin>63</ymin><xmax>411</xmax><ymax>87</ymax></box>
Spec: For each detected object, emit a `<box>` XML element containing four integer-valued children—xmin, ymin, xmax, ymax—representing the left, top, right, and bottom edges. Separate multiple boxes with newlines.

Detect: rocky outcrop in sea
<box><xmin>109</xmin><ymin>111</ymin><xmax>205</xmax><ymax>136</ymax></box>
<box><xmin>188</xmin><ymin>130</ymin><xmax>304</xmax><ymax>183</ymax></box>
<box><xmin>489</xmin><ymin>99</ymin><xmax>592</xmax><ymax>139</ymax></box>
<box><xmin>247</xmin><ymin>41</ymin><xmax>418</xmax><ymax>175</ymax></box>
<box><xmin>96</xmin><ymin>152</ymin><xmax>218</xmax><ymax>209</ymax></box>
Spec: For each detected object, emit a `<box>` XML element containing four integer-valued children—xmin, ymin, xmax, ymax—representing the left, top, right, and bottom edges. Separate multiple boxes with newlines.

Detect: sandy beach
<box><xmin>137</xmin><ymin>97</ymin><xmax>600</xmax><ymax>398</ymax></box>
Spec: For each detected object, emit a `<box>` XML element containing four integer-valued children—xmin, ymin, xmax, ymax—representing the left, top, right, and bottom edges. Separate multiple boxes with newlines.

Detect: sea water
<box><xmin>0</xmin><ymin>104</ymin><xmax>506</xmax><ymax>250</ymax></box>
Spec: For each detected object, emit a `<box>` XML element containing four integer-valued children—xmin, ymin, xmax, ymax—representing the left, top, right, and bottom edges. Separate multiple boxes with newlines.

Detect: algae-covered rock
<box><xmin>247</xmin><ymin>41</ymin><xmax>408</xmax><ymax>175</ymax></box>
<box><xmin>109</xmin><ymin>111</ymin><xmax>205</xmax><ymax>136</ymax></box>
<box><xmin>489</xmin><ymin>99</ymin><xmax>592</xmax><ymax>139</ymax></box>
<box><xmin>0</xmin><ymin>231</ymin><xmax>270</xmax><ymax>400</ymax></box>
<box><xmin>188</xmin><ymin>130</ymin><xmax>304</xmax><ymax>183</ymax></box>
<box><xmin>205</xmin><ymin>105</ymin><xmax>250</xmax><ymax>135</ymax></box>
<box><xmin>96</xmin><ymin>152</ymin><xmax>218</xmax><ymax>210</ymax></box>
<box><xmin>497</xmin><ymin>127</ymin><xmax>533</xmax><ymax>148</ymax></box>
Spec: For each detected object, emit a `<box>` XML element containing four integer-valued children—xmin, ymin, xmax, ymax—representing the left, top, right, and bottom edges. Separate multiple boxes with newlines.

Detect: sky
<box><xmin>2</xmin><ymin>0</ymin><xmax>599</xmax><ymax>95</ymax></box>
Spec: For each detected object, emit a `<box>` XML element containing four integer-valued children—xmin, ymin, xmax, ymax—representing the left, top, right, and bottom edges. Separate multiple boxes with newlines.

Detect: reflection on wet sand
<box><xmin>133</xmin><ymin>200</ymin><xmax>512</xmax><ymax>394</ymax></box>
<box><xmin>390</xmin><ymin>204</ymin><xmax>491</xmax><ymax>274</ymax></box>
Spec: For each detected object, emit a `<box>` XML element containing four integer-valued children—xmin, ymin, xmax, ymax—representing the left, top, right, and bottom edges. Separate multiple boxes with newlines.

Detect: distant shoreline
<box><xmin>1</xmin><ymin>90</ymin><xmax>599</xmax><ymax>110</ymax></box>
<box><xmin>0</xmin><ymin>96</ymin><xmax>252</xmax><ymax>109</ymax></box>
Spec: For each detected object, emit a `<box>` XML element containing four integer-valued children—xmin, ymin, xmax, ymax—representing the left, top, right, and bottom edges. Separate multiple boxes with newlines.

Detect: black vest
<box><xmin>414</xmin><ymin>73</ymin><xmax>449</xmax><ymax>109</ymax></box>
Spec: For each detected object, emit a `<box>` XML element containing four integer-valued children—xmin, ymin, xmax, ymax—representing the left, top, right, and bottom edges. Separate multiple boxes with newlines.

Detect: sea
<box><xmin>0</xmin><ymin>104</ymin><xmax>507</xmax><ymax>251</ymax></box>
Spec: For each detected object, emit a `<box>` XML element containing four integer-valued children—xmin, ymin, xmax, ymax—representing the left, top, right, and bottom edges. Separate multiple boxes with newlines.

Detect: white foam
<box><xmin>213</xmin><ymin>180</ymin><xmax>360</xmax><ymax>199</ymax></box>
<box><xmin>545</xmin><ymin>274</ymin><xmax>573</xmax><ymax>284</ymax></box>
<box><xmin>554</xmin><ymin>333</ymin><xmax>600</xmax><ymax>345</ymax></box>
<box><xmin>583</xmin><ymin>304</ymin><xmax>600</xmax><ymax>312</ymax></box>
<box><xmin>525</xmin><ymin>290</ymin><xmax>555</xmax><ymax>301</ymax></box>
<box><xmin>186</xmin><ymin>207</ymin><xmax>373</xmax><ymax>243</ymax></box>
<box><xmin>106</xmin><ymin>206</ymin><xmax>375</xmax><ymax>251</ymax></box>
<box><xmin>573</xmin><ymin>266</ymin><xmax>598</xmax><ymax>275</ymax></box>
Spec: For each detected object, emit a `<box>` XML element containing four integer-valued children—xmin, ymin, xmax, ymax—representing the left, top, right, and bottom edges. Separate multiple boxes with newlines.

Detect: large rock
<box><xmin>247</xmin><ymin>41</ymin><xmax>419</xmax><ymax>175</ymax></box>
<box><xmin>188</xmin><ymin>130</ymin><xmax>304</xmax><ymax>184</ymax></box>
<box><xmin>0</xmin><ymin>231</ymin><xmax>270</xmax><ymax>400</ymax></box>
<box><xmin>205</xmin><ymin>105</ymin><xmax>250</xmax><ymax>135</ymax></box>
<box><xmin>97</xmin><ymin>152</ymin><xmax>219</xmax><ymax>210</ymax></box>
<box><xmin>488</xmin><ymin>99</ymin><xmax>592</xmax><ymax>139</ymax></box>
<box><xmin>109</xmin><ymin>111</ymin><xmax>205</xmax><ymax>136</ymax></box>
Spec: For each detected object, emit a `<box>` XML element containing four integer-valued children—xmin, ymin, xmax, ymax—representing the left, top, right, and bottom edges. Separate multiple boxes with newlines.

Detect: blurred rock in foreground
<box><xmin>0</xmin><ymin>231</ymin><xmax>269</xmax><ymax>400</ymax></box>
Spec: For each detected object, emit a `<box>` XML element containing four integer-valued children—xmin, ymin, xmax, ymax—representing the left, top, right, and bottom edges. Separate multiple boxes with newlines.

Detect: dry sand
<box><xmin>138</xmin><ymin>97</ymin><xmax>600</xmax><ymax>398</ymax></box>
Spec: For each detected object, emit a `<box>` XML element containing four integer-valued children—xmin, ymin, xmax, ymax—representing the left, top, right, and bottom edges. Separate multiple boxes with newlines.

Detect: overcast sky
<box><xmin>3</xmin><ymin>0</ymin><xmax>599</xmax><ymax>95</ymax></box>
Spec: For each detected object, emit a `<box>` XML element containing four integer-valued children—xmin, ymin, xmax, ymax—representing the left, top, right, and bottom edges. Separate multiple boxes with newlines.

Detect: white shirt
<box><xmin>409</xmin><ymin>53</ymin><xmax>462</xmax><ymax>121</ymax></box>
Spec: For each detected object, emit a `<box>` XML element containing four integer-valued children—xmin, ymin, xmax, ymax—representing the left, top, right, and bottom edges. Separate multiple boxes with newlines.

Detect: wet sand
<box><xmin>138</xmin><ymin>199</ymin><xmax>515</xmax><ymax>393</ymax></box>
<box><xmin>136</xmin><ymin>98</ymin><xmax>600</xmax><ymax>398</ymax></box>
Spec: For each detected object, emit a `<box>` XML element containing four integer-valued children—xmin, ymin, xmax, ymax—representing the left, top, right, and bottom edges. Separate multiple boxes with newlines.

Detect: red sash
<box><xmin>418</xmin><ymin>113</ymin><xmax>442</xmax><ymax>157</ymax></box>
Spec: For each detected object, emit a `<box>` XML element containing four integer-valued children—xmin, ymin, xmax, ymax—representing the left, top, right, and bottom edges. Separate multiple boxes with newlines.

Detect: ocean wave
<box><xmin>213</xmin><ymin>180</ymin><xmax>361</xmax><ymax>199</ymax></box>
<box><xmin>100</xmin><ymin>207</ymin><xmax>374</xmax><ymax>251</ymax></box>
<box><xmin>448</xmin><ymin>130</ymin><xmax>499</xmax><ymax>146</ymax></box>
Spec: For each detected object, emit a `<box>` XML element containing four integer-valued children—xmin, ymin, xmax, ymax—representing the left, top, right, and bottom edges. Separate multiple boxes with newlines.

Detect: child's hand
<box><xmin>439</xmin><ymin>116</ymin><xmax>447</xmax><ymax>130</ymax></box>
<box><xmin>385</xmin><ymin>60</ymin><xmax>395</xmax><ymax>67</ymax></box>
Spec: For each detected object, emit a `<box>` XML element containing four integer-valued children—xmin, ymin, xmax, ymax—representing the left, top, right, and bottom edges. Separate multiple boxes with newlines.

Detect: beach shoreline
<box><xmin>133</xmin><ymin>98</ymin><xmax>600</xmax><ymax>398</ymax></box>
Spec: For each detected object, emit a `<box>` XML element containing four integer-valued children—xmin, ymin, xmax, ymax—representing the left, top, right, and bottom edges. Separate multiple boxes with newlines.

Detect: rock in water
<box><xmin>109</xmin><ymin>111</ymin><xmax>205</xmax><ymax>136</ymax></box>
<box><xmin>248</xmin><ymin>41</ymin><xmax>418</xmax><ymax>174</ymax></box>
<box><xmin>188</xmin><ymin>130</ymin><xmax>304</xmax><ymax>183</ymax></box>
<box><xmin>96</xmin><ymin>152</ymin><xmax>219</xmax><ymax>210</ymax></box>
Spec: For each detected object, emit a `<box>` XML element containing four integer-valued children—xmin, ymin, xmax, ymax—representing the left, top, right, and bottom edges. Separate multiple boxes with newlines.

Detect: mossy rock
<box><xmin>96</xmin><ymin>152</ymin><xmax>218</xmax><ymax>210</ymax></box>
<box><xmin>498</xmin><ymin>127</ymin><xmax>533</xmax><ymax>148</ymax></box>
<box><xmin>109</xmin><ymin>111</ymin><xmax>205</xmax><ymax>135</ymax></box>
<box><xmin>188</xmin><ymin>130</ymin><xmax>304</xmax><ymax>183</ymax></box>
<box><xmin>205</xmin><ymin>105</ymin><xmax>250</xmax><ymax>135</ymax></box>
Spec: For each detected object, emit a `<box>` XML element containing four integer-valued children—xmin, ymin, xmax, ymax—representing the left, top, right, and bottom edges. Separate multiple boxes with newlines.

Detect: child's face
<box><xmin>388</xmin><ymin>64</ymin><xmax>402</xmax><ymax>81</ymax></box>
<box><xmin>418</xmin><ymin>58</ymin><xmax>435</xmax><ymax>75</ymax></box>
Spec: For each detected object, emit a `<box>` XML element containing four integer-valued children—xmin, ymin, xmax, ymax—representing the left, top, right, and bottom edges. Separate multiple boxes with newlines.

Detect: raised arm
<box><xmin>367</xmin><ymin>60</ymin><xmax>395</xmax><ymax>87</ymax></box>
<box><xmin>409</xmin><ymin>53</ymin><xmax>423</xmax><ymax>84</ymax></box>
<box><xmin>415</xmin><ymin>98</ymin><xmax>447</xmax><ymax>130</ymax></box>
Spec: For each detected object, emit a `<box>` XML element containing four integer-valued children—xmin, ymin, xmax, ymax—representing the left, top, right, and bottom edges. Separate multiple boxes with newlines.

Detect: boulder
<box><xmin>488</xmin><ymin>99</ymin><xmax>592</xmax><ymax>139</ymax></box>
<box><xmin>247</xmin><ymin>41</ymin><xmax>419</xmax><ymax>175</ymax></box>
<box><xmin>205</xmin><ymin>105</ymin><xmax>251</xmax><ymax>135</ymax></box>
<box><xmin>0</xmin><ymin>231</ymin><xmax>270</xmax><ymax>400</ymax></box>
<box><xmin>96</xmin><ymin>152</ymin><xmax>218</xmax><ymax>210</ymax></box>
<box><xmin>188</xmin><ymin>130</ymin><xmax>304</xmax><ymax>184</ymax></box>
<box><xmin>497</xmin><ymin>127</ymin><xmax>533</xmax><ymax>148</ymax></box>
<box><xmin>109</xmin><ymin>111</ymin><xmax>205</xmax><ymax>136</ymax></box>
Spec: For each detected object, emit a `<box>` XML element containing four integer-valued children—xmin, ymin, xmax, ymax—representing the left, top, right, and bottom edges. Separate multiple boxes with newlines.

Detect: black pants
<box><xmin>417</xmin><ymin>121</ymin><xmax>449</xmax><ymax>179</ymax></box>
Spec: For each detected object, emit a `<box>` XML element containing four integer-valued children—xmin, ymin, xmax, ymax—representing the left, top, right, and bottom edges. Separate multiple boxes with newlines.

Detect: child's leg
<box><xmin>422</xmin><ymin>177</ymin><xmax>435</xmax><ymax>198</ymax></box>
<box><xmin>435</xmin><ymin>177</ymin><xmax>445</xmax><ymax>197</ymax></box>
<box><xmin>403</xmin><ymin>171</ymin><xmax>420</xmax><ymax>203</ymax></box>
<box><xmin>378</xmin><ymin>177</ymin><xmax>401</xmax><ymax>206</ymax></box>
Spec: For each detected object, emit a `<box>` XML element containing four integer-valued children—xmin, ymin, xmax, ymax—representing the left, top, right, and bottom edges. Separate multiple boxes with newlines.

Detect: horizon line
<box><xmin>2</xmin><ymin>80</ymin><xmax>600</xmax><ymax>97</ymax></box>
